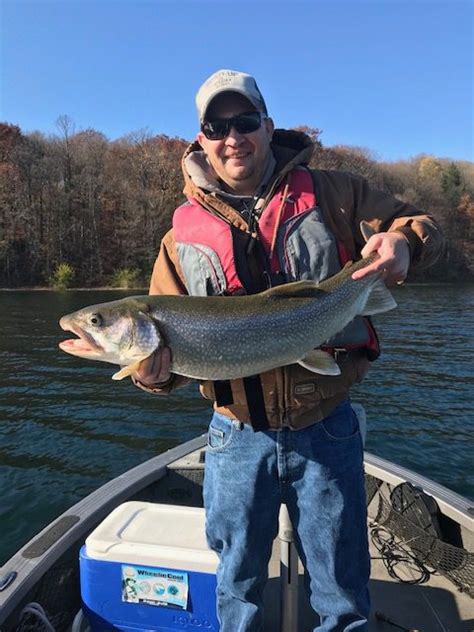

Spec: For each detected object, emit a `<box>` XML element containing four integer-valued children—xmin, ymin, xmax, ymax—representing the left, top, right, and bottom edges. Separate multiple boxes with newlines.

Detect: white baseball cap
<box><xmin>196</xmin><ymin>69</ymin><xmax>268</xmax><ymax>123</ymax></box>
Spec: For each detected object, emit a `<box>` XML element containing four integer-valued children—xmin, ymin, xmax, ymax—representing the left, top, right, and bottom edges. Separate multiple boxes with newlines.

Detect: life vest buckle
<box><xmin>333</xmin><ymin>348</ymin><xmax>349</xmax><ymax>363</ymax></box>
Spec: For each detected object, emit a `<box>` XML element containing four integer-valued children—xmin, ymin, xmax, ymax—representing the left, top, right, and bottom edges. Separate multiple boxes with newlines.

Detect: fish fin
<box><xmin>263</xmin><ymin>280</ymin><xmax>325</xmax><ymax>299</ymax></box>
<box><xmin>297</xmin><ymin>349</ymin><xmax>341</xmax><ymax>376</ymax></box>
<box><xmin>361</xmin><ymin>278</ymin><xmax>397</xmax><ymax>316</ymax></box>
<box><xmin>360</xmin><ymin>220</ymin><xmax>376</xmax><ymax>243</ymax></box>
<box><xmin>112</xmin><ymin>360</ymin><xmax>144</xmax><ymax>381</ymax></box>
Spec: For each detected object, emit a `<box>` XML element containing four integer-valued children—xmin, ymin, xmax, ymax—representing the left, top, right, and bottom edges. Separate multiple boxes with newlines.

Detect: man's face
<box><xmin>197</xmin><ymin>92</ymin><xmax>274</xmax><ymax>196</ymax></box>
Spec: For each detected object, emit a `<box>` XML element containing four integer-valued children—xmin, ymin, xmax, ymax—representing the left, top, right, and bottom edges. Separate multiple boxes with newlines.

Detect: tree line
<box><xmin>1</xmin><ymin>117</ymin><xmax>472</xmax><ymax>288</ymax></box>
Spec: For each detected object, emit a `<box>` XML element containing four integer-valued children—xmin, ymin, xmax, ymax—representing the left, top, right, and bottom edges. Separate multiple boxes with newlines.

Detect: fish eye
<box><xmin>90</xmin><ymin>313</ymin><xmax>103</xmax><ymax>326</ymax></box>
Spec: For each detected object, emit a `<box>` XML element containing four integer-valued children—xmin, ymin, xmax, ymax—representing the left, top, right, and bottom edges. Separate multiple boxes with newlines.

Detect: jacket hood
<box><xmin>181</xmin><ymin>129</ymin><xmax>314</xmax><ymax>223</ymax></box>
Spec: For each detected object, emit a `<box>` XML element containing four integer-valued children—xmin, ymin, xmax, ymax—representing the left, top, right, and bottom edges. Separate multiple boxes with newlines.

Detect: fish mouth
<box><xmin>59</xmin><ymin>320</ymin><xmax>105</xmax><ymax>357</ymax></box>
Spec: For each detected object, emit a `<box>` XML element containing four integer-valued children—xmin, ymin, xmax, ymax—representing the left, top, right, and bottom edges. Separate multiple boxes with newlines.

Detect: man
<box><xmin>133</xmin><ymin>69</ymin><xmax>442</xmax><ymax>631</ymax></box>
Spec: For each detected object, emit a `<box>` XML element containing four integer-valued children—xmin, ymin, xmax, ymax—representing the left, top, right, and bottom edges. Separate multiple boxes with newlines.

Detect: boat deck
<box><xmin>1</xmin><ymin>438</ymin><xmax>471</xmax><ymax>632</ymax></box>
<box><xmin>263</xmin><ymin>537</ymin><xmax>474</xmax><ymax>631</ymax></box>
<box><xmin>167</xmin><ymin>448</ymin><xmax>474</xmax><ymax>631</ymax></box>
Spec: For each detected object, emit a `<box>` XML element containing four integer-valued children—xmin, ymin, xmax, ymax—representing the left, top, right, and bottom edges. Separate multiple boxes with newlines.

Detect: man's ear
<box><xmin>197</xmin><ymin>131</ymin><xmax>207</xmax><ymax>150</ymax></box>
<box><xmin>265</xmin><ymin>117</ymin><xmax>275</xmax><ymax>138</ymax></box>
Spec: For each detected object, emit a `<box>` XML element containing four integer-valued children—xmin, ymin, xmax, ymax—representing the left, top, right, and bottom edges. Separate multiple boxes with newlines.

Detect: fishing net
<box><xmin>365</xmin><ymin>475</ymin><xmax>474</xmax><ymax>597</ymax></box>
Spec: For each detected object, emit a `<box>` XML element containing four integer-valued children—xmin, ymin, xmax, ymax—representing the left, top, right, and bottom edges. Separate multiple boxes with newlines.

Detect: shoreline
<box><xmin>1</xmin><ymin>281</ymin><xmax>473</xmax><ymax>291</ymax></box>
<box><xmin>0</xmin><ymin>287</ymin><xmax>148</xmax><ymax>291</ymax></box>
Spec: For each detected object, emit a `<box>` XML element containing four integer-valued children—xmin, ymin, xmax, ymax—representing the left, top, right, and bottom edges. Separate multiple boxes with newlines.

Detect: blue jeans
<box><xmin>203</xmin><ymin>400</ymin><xmax>370</xmax><ymax>632</ymax></box>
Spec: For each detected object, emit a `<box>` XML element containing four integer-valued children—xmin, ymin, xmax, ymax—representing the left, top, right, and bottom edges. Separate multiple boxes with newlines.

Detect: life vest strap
<box><xmin>243</xmin><ymin>376</ymin><xmax>270</xmax><ymax>431</ymax></box>
<box><xmin>213</xmin><ymin>380</ymin><xmax>234</xmax><ymax>407</ymax></box>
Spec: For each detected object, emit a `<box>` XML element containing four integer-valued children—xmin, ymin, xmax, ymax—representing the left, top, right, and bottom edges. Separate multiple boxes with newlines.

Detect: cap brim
<box><xmin>200</xmin><ymin>89</ymin><xmax>262</xmax><ymax>122</ymax></box>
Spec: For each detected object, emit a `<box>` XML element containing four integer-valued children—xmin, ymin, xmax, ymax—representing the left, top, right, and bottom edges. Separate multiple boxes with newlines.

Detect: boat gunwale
<box><xmin>0</xmin><ymin>435</ymin><xmax>208</xmax><ymax>626</ymax></box>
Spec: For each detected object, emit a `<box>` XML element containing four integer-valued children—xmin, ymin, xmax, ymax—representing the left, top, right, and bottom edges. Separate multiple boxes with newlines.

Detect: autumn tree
<box><xmin>0</xmin><ymin>118</ymin><xmax>472</xmax><ymax>286</ymax></box>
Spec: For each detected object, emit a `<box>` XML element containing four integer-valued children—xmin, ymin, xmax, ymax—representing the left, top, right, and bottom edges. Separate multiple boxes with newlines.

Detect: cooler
<box><xmin>80</xmin><ymin>502</ymin><xmax>219</xmax><ymax>631</ymax></box>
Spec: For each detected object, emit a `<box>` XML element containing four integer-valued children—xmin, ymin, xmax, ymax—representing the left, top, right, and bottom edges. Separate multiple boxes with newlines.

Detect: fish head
<box><xmin>58</xmin><ymin>298</ymin><xmax>161</xmax><ymax>369</ymax></box>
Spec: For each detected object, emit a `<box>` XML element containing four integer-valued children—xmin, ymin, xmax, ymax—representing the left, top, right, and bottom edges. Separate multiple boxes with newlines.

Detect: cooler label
<box><xmin>121</xmin><ymin>564</ymin><xmax>189</xmax><ymax>609</ymax></box>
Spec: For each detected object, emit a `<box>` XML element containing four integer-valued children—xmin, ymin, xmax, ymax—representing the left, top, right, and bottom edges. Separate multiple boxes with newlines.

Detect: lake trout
<box><xmin>58</xmin><ymin>252</ymin><xmax>396</xmax><ymax>381</ymax></box>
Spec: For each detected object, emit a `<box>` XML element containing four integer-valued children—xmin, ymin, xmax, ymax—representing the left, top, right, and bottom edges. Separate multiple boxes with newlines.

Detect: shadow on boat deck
<box><xmin>262</xmin><ymin>575</ymin><xmax>473</xmax><ymax>631</ymax></box>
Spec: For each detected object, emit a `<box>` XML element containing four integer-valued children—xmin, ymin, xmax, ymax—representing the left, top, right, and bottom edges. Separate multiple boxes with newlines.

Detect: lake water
<box><xmin>0</xmin><ymin>285</ymin><xmax>473</xmax><ymax>565</ymax></box>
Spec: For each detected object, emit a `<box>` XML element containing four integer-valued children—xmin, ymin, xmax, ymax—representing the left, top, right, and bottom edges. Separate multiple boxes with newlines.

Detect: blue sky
<box><xmin>1</xmin><ymin>0</ymin><xmax>472</xmax><ymax>161</ymax></box>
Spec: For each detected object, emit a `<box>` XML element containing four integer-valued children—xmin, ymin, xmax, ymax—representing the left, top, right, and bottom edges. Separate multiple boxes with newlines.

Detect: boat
<box><xmin>1</xmin><ymin>409</ymin><xmax>473</xmax><ymax>631</ymax></box>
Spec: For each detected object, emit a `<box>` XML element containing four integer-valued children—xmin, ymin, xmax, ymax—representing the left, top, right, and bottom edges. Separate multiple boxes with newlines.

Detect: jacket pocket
<box><xmin>175</xmin><ymin>242</ymin><xmax>227</xmax><ymax>296</ymax></box>
<box><xmin>287</xmin><ymin>356</ymin><xmax>361</xmax><ymax>409</ymax></box>
<box><xmin>277</xmin><ymin>207</ymin><xmax>341</xmax><ymax>282</ymax></box>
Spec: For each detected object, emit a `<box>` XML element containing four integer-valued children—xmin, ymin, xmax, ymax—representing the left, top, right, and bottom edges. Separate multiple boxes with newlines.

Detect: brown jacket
<box><xmin>136</xmin><ymin>129</ymin><xmax>443</xmax><ymax>430</ymax></box>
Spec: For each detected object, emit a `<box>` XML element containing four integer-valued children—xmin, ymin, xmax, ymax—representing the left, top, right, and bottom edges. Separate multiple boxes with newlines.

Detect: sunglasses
<box><xmin>201</xmin><ymin>111</ymin><xmax>264</xmax><ymax>141</ymax></box>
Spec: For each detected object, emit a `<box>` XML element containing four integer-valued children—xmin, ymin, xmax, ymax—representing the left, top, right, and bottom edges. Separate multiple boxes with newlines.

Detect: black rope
<box><xmin>369</xmin><ymin>524</ymin><xmax>435</xmax><ymax>585</ymax></box>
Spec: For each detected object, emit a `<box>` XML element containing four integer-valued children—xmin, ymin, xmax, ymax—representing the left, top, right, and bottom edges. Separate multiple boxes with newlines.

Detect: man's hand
<box><xmin>133</xmin><ymin>347</ymin><xmax>172</xmax><ymax>386</ymax></box>
<box><xmin>351</xmin><ymin>232</ymin><xmax>410</xmax><ymax>286</ymax></box>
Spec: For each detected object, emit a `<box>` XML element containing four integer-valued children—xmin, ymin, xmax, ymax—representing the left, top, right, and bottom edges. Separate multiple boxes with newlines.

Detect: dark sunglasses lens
<box><xmin>233</xmin><ymin>112</ymin><xmax>262</xmax><ymax>134</ymax></box>
<box><xmin>202</xmin><ymin>112</ymin><xmax>262</xmax><ymax>140</ymax></box>
<box><xmin>202</xmin><ymin>120</ymin><xmax>228</xmax><ymax>140</ymax></box>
